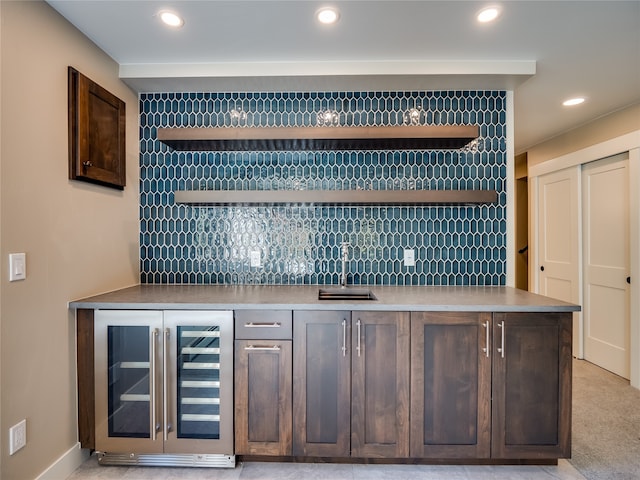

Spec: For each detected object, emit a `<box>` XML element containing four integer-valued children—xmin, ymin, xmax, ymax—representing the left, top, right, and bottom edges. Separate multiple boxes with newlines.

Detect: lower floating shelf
<box><xmin>174</xmin><ymin>189</ymin><xmax>497</xmax><ymax>205</ymax></box>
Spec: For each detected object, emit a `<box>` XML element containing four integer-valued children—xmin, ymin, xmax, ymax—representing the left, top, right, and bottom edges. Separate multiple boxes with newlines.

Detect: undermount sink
<box><xmin>318</xmin><ymin>287</ymin><xmax>377</xmax><ymax>301</ymax></box>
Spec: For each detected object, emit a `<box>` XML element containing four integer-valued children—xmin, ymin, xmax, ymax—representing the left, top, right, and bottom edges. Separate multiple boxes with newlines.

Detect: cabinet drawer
<box><xmin>235</xmin><ymin>310</ymin><xmax>293</xmax><ymax>339</ymax></box>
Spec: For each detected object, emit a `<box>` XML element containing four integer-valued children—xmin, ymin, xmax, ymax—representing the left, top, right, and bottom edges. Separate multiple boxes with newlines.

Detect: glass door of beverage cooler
<box><xmin>94</xmin><ymin>309</ymin><xmax>234</xmax><ymax>459</ymax></box>
<box><xmin>94</xmin><ymin>310</ymin><xmax>164</xmax><ymax>453</ymax></box>
<box><xmin>163</xmin><ymin>311</ymin><xmax>234</xmax><ymax>454</ymax></box>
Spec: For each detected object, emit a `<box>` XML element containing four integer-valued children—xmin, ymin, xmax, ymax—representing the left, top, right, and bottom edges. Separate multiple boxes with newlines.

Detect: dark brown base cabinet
<box><xmin>234</xmin><ymin>311</ymin><xmax>293</xmax><ymax>456</ymax></box>
<box><xmin>351</xmin><ymin>311</ymin><xmax>410</xmax><ymax>458</ymax></box>
<box><xmin>77</xmin><ymin>304</ymin><xmax>573</xmax><ymax>465</ymax></box>
<box><xmin>410</xmin><ymin>312</ymin><xmax>492</xmax><ymax>458</ymax></box>
<box><xmin>292</xmin><ymin>310</ymin><xmax>410</xmax><ymax>458</ymax></box>
<box><xmin>411</xmin><ymin>311</ymin><xmax>572</xmax><ymax>461</ymax></box>
<box><xmin>492</xmin><ymin>312</ymin><xmax>572</xmax><ymax>459</ymax></box>
<box><xmin>234</xmin><ymin>340</ymin><xmax>292</xmax><ymax>455</ymax></box>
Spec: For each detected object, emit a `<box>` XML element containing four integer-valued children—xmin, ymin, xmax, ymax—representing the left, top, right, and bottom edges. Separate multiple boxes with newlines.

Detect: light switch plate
<box><xmin>9</xmin><ymin>253</ymin><xmax>26</xmax><ymax>281</ymax></box>
<box><xmin>403</xmin><ymin>249</ymin><xmax>415</xmax><ymax>267</ymax></box>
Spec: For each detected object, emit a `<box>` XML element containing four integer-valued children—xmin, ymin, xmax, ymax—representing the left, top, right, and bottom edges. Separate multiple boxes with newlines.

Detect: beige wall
<box><xmin>0</xmin><ymin>2</ymin><xmax>139</xmax><ymax>479</ymax></box>
<box><xmin>527</xmin><ymin>103</ymin><xmax>640</xmax><ymax>167</ymax></box>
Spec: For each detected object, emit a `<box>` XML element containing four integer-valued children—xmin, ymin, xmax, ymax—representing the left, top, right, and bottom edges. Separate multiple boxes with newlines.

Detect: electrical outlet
<box><xmin>403</xmin><ymin>249</ymin><xmax>415</xmax><ymax>267</ymax></box>
<box><xmin>9</xmin><ymin>419</ymin><xmax>26</xmax><ymax>455</ymax></box>
<box><xmin>250</xmin><ymin>251</ymin><xmax>261</xmax><ymax>268</ymax></box>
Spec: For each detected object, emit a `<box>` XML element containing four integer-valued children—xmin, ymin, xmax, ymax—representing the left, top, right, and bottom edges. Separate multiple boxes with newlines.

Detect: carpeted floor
<box><xmin>570</xmin><ymin>359</ymin><xmax>640</xmax><ymax>479</ymax></box>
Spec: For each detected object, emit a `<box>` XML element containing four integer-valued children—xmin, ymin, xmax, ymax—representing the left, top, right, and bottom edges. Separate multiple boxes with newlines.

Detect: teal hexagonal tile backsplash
<box><xmin>140</xmin><ymin>91</ymin><xmax>506</xmax><ymax>285</ymax></box>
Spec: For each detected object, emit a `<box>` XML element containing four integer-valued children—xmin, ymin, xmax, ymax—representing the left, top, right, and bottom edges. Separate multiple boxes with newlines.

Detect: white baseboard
<box><xmin>35</xmin><ymin>443</ymin><xmax>89</xmax><ymax>480</ymax></box>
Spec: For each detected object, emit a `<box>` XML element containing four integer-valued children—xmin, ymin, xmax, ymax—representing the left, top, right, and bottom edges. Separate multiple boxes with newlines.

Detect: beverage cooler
<box><xmin>94</xmin><ymin>310</ymin><xmax>234</xmax><ymax>467</ymax></box>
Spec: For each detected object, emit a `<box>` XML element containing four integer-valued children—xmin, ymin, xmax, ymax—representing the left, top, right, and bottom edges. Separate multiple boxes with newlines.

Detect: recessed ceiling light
<box><xmin>158</xmin><ymin>10</ymin><xmax>184</xmax><ymax>28</ymax></box>
<box><xmin>316</xmin><ymin>7</ymin><xmax>340</xmax><ymax>25</ymax></box>
<box><xmin>477</xmin><ymin>5</ymin><xmax>502</xmax><ymax>23</ymax></box>
<box><xmin>563</xmin><ymin>97</ymin><xmax>586</xmax><ymax>106</ymax></box>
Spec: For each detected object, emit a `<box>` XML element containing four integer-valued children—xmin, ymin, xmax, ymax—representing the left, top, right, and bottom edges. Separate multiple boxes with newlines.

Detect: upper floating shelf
<box><xmin>157</xmin><ymin>125</ymin><xmax>479</xmax><ymax>151</ymax></box>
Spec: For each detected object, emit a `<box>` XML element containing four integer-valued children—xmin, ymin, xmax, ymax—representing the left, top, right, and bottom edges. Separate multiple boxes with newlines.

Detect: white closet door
<box><xmin>537</xmin><ymin>166</ymin><xmax>581</xmax><ymax>351</ymax></box>
<box><xmin>583</xmin><ymin>153</ymin><xmax>630</xmax><ymax>378</ymax></box>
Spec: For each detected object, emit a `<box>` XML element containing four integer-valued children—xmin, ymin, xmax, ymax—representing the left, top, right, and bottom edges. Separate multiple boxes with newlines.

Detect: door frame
<box><xmin>529</xmin><ymin>130</ymin><xmax>640</xmax><ymax>388</ymax></box>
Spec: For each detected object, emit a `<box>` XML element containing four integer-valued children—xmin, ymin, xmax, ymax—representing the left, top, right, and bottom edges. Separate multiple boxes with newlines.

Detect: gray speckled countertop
<box><xmin>69</xmin><ymin>285</ymin><xmax>580</xmax><ymax>312</ymax></box>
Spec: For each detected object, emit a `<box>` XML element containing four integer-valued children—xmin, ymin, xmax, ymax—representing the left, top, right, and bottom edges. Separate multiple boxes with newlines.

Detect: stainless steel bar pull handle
<box><xmin>163</xmin><ymin>328</ymin><xmax>170</xmax><ymax>442</ymax></box>
<box><xmin>150</xmin><ymin>328</ymin><xmax>158</xmax><ymax>442</ymax></box>
<box><xmin>244</xmin><ymin>322</ymin><xmax>281</xmax><ymax>328</ymax></box>
<box><xmin>244</xmin><ymin>345</ymin><xmax>281</xmax><ymax>351</ymax></box>
<box><xmin>356</xmin><ymin>319</ymin><xmax>362</xmax><ymax>357</ymax></box>
<box><xmin>342</xmin><ymin>319</ymin><xmax>347</xmax><ymax>356</ymax></box>
<box><xmin>497</xmin><ymin>321</ymin><xmax>505</xmax><ymax>358</ymax></box>
<box><xmin>482</xmin><ymin>320</ymin><xmax>490</xmax><ymax>358</ymax></box>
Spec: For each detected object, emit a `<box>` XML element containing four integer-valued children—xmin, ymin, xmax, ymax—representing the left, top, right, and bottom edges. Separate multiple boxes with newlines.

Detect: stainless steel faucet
<box><xmin>340</xmin><ymin>242</ymin><xmax>350</xmax><ymax>288</ymax></box>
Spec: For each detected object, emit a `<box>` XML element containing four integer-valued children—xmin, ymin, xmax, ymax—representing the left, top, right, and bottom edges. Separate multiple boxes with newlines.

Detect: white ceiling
<box><xmin>47</xmin><ymin>0</ymin><xmax>640</xmax><ymax>153</ymax></box>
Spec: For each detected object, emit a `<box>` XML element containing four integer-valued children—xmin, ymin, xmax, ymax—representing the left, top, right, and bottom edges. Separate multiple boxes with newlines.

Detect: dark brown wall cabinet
<box><xmin>68</xmin><ymin>67</ymin><xmax>126</xmax><ymax>190</ymax></box>
<box><xmin>292</xmin><ymin>310</ymin><xmax>410</xmax><ymax>458</ymax></box>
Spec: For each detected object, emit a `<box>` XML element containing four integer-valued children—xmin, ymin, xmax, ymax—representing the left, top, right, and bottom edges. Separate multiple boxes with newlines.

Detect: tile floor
<box><xmin>67</xmin><ymin>455</ymin><xmax>587</xmax><ymax>479</ymax></box>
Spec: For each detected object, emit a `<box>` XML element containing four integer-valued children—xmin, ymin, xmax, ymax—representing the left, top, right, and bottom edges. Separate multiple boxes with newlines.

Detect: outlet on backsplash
<box><xmin>250</xmin><ymin>251</ymin><xmax>262</xmax><ymax>268</ymax></box>
<box><xmin>403</xmin><ymin>249</ymin><xmax>415</xmax><ymax>267</ymax></box>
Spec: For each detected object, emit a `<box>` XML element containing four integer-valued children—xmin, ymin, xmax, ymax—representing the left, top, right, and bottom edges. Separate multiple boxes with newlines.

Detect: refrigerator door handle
<box><xmin>151</xmin><ymin>328</ymin><xmax>159</xmax><ymax>441</ymax></box>
<box><xmin>163</xmin><ymin>328</ymin><xmax>171</xmax><ymax>441</ymax></box>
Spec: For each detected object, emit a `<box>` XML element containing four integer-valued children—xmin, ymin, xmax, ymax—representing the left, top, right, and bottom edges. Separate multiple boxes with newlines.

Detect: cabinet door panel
<box><xmin>410</xmin><ymin>312</ymin><xmax>491</xmax><ymax>458</ymax></box>
<box><xmin>235</xmin><ymin>340</ymin><xmax>292</xmax><ymax>455</ymax></box>
<box><xmin>68</xmin><ymin>67</ymin><xmax>126</xmax><ymax>189</ymax></box>
<box><xmin>492</xmin><ymin>312</ymin><xmax>572</xmax><ymax>458</ymax></box>
<box><xmin>293</xmin><ymin>311</ymin><xmax>351</xmax><ymax>457</ymax></box>
<box><xmin>77</xmin><ymin>309</ymin><xmax>95</xmax><ymax>449</ymax></box>
<box><xmin>352</xmin><ymin>311</ymin><xmax>410</xmax><ymax>458</ymax></box>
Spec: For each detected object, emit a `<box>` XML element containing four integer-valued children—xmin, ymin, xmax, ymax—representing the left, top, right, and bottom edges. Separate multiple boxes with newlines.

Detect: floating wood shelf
<box><xmin>158</xmin><ymin>125</ymin><xmax>479</xmax><ymax>151</ymax></box>
<box><xmin>174</xmin><ymin>189</ymin><xmax>497</xmax><ymax>205</ymax></box>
